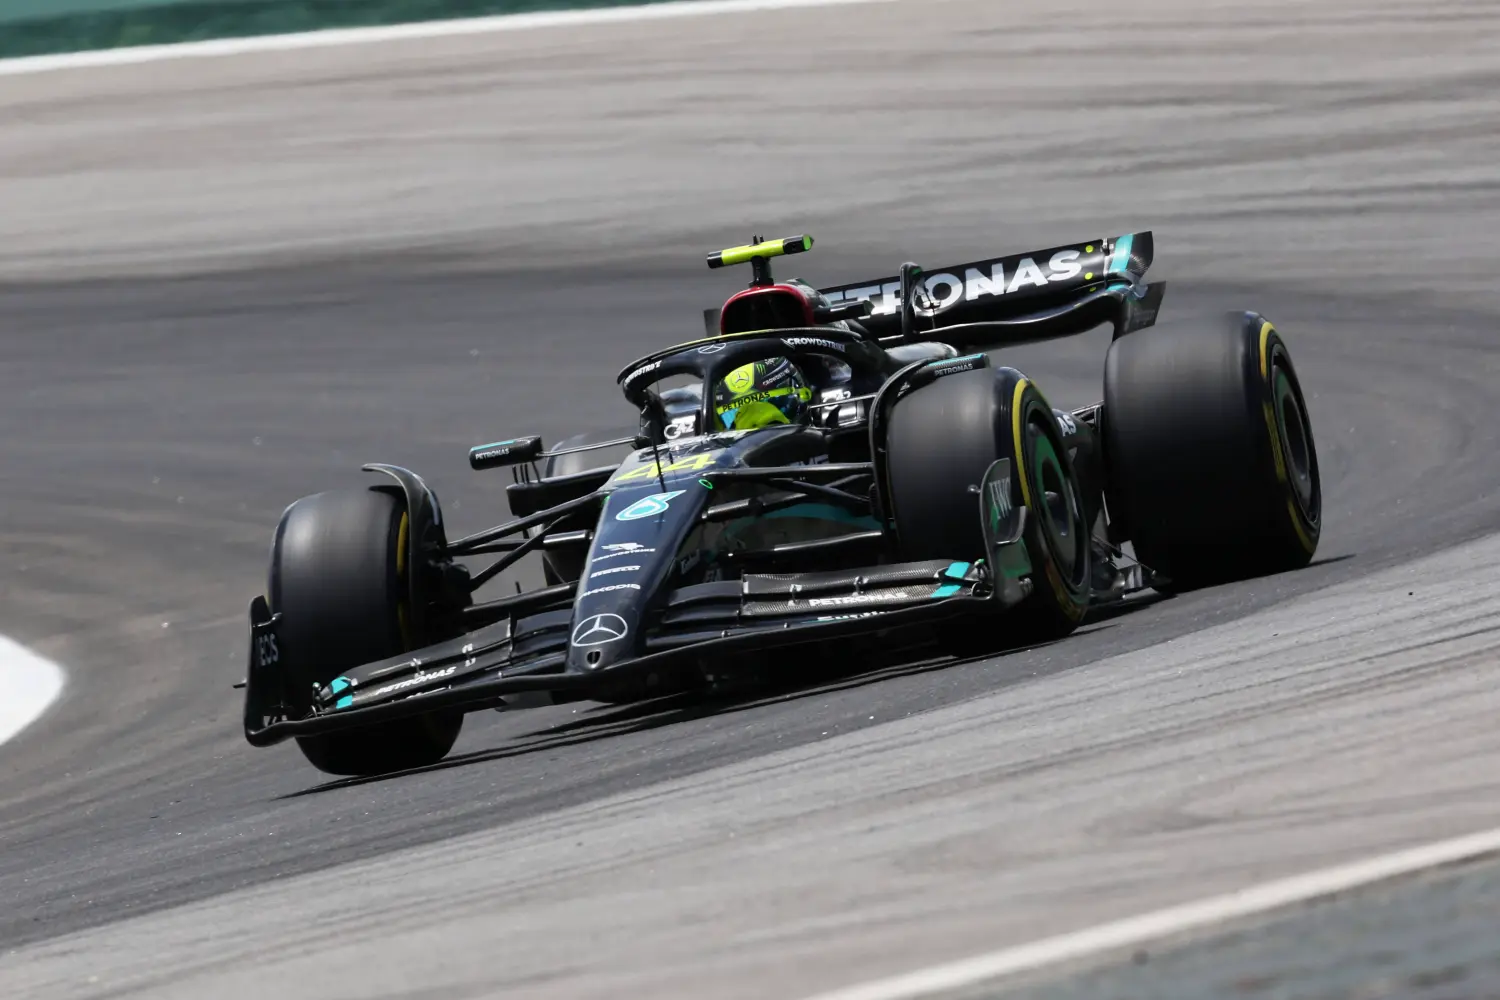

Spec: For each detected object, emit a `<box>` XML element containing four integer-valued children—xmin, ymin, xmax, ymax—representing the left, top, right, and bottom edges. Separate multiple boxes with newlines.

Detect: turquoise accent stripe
<box><xmin>329</xmin><ymin>677</ymin><xmax>350</xmax><ymax>695</ymax></box>
<box><xmin>335</xmin><ymin>695</ymin><xmax>354</xmax><ymax>710</ymax></box>
<box><xmin>943</xmin><ymin>561</ymin><xmax>970</xmax><ymax>580</ymax></box>
<box><xmin>930</xmin><ymin>583</ymin><xmax>963</xmax><ymax>598</ymax></box>
<box><xmin>475</xmin><ymin>439</ymin><xmax>516</xmax><ymax>450</ymax></box>
<box><xmin>930</xmin><ymin>353</ymin><xmax>985</xmax><ymax>367</ymax></box>
<box><xmin>1107</xmin><ymin>234</ymin><xmax>1135</xmax><ymax>275</ymax></box>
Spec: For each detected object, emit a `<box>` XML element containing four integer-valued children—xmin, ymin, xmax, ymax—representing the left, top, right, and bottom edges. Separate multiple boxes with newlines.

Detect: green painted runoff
<box><xmin>0</xmin><ymin>0</ymin><xmax>678</xmax><ymax>59</ymax></box>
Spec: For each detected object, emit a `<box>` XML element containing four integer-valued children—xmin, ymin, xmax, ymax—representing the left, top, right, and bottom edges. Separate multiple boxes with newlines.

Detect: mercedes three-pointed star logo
<box><xmin>571</xmin><ymin>613</ymin><xmax>629</xmax><ymax>647</ymax></box>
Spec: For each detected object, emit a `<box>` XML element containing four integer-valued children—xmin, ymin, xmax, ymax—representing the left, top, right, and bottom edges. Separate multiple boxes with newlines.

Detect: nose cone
<box><xmin>565</xmin><ymin>488</ymin><xmax>693</xmax><ymax>674</ymax></box>
<box><xmin>567</xmin><ymin>448</ymin><xmax>733</xmax><ymax>674</ymax></box>
<box><xmin>567</xmin><ymin>611</ymin><xmax>634</xmax><ymax>672</ymax></box>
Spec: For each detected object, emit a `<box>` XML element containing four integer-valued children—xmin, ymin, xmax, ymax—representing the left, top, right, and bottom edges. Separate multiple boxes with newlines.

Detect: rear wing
<box><xmin>820</xmin><ymin>231</ymin><xmax>1158</xmax><ymax>342</ymax></box>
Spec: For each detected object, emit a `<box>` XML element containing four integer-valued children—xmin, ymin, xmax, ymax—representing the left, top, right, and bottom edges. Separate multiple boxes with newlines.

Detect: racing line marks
<box><xmin>0</xmin><ymin>634</ymin><xmax>64</xmax><ymax>748</ymax></box>
<box><xmin>801</xmin><ymin>826</ymin><xmax>1500</xmax><ymax>1000</ymax></box>
<box><xmin>0</xmin><ymin>0</ymin><xmax>897</xmax><ymax>77</ymax></box>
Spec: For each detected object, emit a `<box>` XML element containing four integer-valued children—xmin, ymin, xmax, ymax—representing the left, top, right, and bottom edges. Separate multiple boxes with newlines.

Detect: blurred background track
<box><xmin>1</xmin><ymin>0</ymin><xmax>1498</xmax><ymax>996</ymax></box>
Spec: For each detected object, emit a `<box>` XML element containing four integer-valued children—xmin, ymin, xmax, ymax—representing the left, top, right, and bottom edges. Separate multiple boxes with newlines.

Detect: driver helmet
<box><xmin>713</xmin><ymin>357</ymin><xmax>813</xmax><ymax>431</ymax></box>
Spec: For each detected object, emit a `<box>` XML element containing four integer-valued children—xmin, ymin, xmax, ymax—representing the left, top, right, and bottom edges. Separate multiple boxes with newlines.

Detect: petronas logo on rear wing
<box><xmin>819</xmin><ymin>231</ymin><xmax>1154</xmax><ymax>321</ymax></box>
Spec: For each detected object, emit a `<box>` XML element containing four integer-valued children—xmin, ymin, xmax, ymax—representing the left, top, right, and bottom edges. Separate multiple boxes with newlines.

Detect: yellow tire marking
<box><xmin>1011</xmin><ymin>379</ymin><xmax>1083</xmax><ymax>619</ymax></box>
<box><xmin>1260</xmin><ymin>329</ymin><xmax>1289</xmax><ymax>487</ymax></box>
<box><xmin>1258</xmin><ymin>320</ymin><xmax>1273</xmax><ymax>381</ymax></box>
<box><xmin>1011</xmin><ymin>379</ymin><xmax>1033</xmax><ymax>507</ymax></box>
<box><xmin>395</xmin><ymin>510</ymin><xmax>414</xmax><ymax>650</ymax></box>
<box><xmin>396</xmin><ymin>510</ymin><xmax>409</xmax><ymax>580</ymax></box>
<box><xmin>1257</xmin><ymin>321</ymin><xmax>1316</xmax><ymax>555</ymax></box>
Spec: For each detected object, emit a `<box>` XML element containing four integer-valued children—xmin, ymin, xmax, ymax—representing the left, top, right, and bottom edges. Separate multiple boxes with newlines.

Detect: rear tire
<box><xmin>885</xmin><ymin>366</ymin><xmax>1090</xmax><ymax>653</ymax></box>
<box><xmin>270</xmin><ymin>487</ymin><xmax>462</xmax><ymax>776</ymax></box>
<box><xmin>1103</xmin><ymin>312</ymin><xmax>1321</xmax><ymax>588</ymax></box>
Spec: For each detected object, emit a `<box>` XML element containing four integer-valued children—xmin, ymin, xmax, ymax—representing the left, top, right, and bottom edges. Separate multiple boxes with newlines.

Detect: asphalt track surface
<box><xmin>1</xmin><ymin>0</ymin><xmax>1499</xmax><ymax>996</ymax></box>
<box><xmin>998</xmin><ymin>853</ymin><xmax>1500</xmax><ymax>1000</ymax></box>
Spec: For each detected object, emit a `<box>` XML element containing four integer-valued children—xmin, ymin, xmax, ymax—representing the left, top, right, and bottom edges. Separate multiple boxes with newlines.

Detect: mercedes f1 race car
<box><xmin>240</xmin><ymin>231</ymin><xmax>1322</xmax><ymax>776</ymax></box>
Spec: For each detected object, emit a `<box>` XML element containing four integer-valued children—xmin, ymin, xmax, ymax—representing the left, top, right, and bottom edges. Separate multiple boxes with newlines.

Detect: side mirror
<box><xmin>469</xmin><ymin>436</ymin><xmax>543</xmax><ymax>470</ymax></box>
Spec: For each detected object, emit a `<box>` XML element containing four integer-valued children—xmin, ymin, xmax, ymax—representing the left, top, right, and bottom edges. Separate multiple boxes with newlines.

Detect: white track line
<box><xmin>0</xmin><ymin>0</ymin><xmax>894</xmax><ymax>76</ymax></box>
<box><xmin>0</xmin><ymin>634</ymin><xmax>64</xmax><ymax>748</ymax></box>
<box><xmin>802</xmin><ymin>826</ymin><xmax>1500</xmax><ymax>1000</ymax></box>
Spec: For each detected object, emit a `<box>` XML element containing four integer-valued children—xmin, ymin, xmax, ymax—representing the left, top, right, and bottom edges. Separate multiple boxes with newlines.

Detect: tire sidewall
<box><xmin>1259</xmin><ymin>329</ymin><xmax>1321</xmax><ymax>558</ymax></box>
<box><xmin>1101</xmin><ymin>312</ymin><xmax>1321</xmax><ymax>585</ymax></box>
<box><xmin>268</xmin><ymin>487</ymin><xmax>461</xmax><ymax>776</ymax></box>
<box><xmin>269</xmin><ymin>487</ymin><xmax>408</xmax><ymax>710</ymax></box>
<box><xmin>883</xmin><ymin>365</ymin><xmax>1089</xmax><ymax>635</ymax></box>
<box><xmin>1011</xmin><ymin>380</ymin><xmax>1090</xmax><ymax>624</ymax></box>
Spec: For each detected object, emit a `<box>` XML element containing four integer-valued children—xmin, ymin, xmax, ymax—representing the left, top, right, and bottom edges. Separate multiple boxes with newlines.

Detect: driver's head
<box><xmin>713</xmin><ymin>357</ymin><xmax>812</xmax><ymax>431</ymax></box>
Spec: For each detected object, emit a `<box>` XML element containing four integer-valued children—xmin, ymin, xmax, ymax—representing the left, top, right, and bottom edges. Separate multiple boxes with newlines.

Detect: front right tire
<box><xmin>885</xmin><ymin>365</ymin><xmax>1090</xmax><ymax>652</ymax></box>
<box><xmin>270</xmin><ymin>486</ymin><xmax>462</xmax><ymax>776</ymax></box>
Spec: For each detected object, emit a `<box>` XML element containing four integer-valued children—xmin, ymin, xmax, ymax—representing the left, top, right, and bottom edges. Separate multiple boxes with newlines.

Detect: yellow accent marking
<box><xmin>716</xmin><ymin>386</ymin><xmax>793</xmax><ymax>412</ymax></box>
<box><xmin>713</xmin><ymin>235</ymin><xmax>812</xmax><ymax>267</ymax></box>
<box><xmin>1257</xmin><ymin>321</ymin><xmax>1316</xmax><ymax>555</ymax></box>
<box><xmin>395</xmin><ymin>511</ymin><xmax>409</xmax><ymax>581</ymax></box>
<box><xmin>395</xmin><ymin>511</ymin><xmax>413</xmax><ymax>649</ymax></box>
<box><xmin>725</xmin><ymin>363</ymin><xmax>757</xmax><ymax>394</ymax></box>
<box><xmin>1258</xmin><ymin>323</ymin><xmax>1286</xmax><ymax>483</ymax></box>
<box><xmin>1011</xmin><ymin>380</ymin><xmax>1032</xmax><ymax>507</ymax></box>
<box><xmin>723</xmin><ymin>399</ymin><xmax>791</xmax><ymax>430</ymax></box>
<box><xmin>1084</xmin><ymin>272</ymin><xmax>1093</xmax><ymax>280</ymax></box>
<box><xmin>1085</xmin><ymin>245</ymin><xmax>1094</xmax><ymax>253</ymax></box>
<box><xmin>616</xmin><ymin>452</ymin><xmax>719</xmax><ymax>482</ymax></box>
<box><xmin>1010</xmin><ymin>379</ymin><xmax>1083</xmax><ymax>620</ymax></box>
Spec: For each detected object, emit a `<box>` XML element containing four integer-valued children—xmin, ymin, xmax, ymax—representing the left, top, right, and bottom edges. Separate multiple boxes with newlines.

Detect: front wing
<box><xmin>242</xmin><ymin>556</ymin><xmax>1031</xmax><ymax>747</ymax></box>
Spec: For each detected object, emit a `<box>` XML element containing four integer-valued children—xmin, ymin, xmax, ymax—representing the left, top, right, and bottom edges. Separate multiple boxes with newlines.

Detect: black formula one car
<box><xmin>241</xmin><ymin>231</ymin><xmax>1322</xmax><ymax>776</ymax></box>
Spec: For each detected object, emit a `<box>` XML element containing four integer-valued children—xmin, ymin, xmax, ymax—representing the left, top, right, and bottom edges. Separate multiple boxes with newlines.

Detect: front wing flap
<box><xmin>242</xmin><ymin>556</ymin><xmax>1025</xmax><ymax>746</ymax></box>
